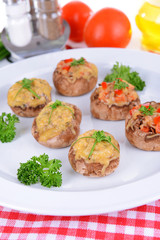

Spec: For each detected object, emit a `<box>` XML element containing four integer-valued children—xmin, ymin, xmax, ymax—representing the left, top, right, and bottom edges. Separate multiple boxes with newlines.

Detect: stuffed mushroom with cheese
<box><xmin>68</xmin><ymin>130</ymin><xmax>120</xmax><ymax>177</ymax></box>
<box><xmin>8</xmin><ymin>78</ymin><xmax>52</xmax><ymax>117</ymax></box>
<box><xmin>53</xmin><ymin>57</ymin><xmax>98</xmax><ymax>96</ymax></box>
<box><xmin>32</xmin><ymin>100</ymin><xmax>82</xmax><ymax>148</ymax></box>
<box><xmin>125</xmin><ymin>101</ymin><xmax>160</xmax><ymax>151</ymax></box>
<box><xmin>90</xmin><ymin>79</ymin><xmax>140</xmax><ymax>120</ymax></box>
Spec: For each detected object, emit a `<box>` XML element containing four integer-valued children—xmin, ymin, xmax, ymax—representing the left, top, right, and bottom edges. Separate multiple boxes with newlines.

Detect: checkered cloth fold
<box><xmin>0</xmin><ymin>200</ymin><xmax>160</xmax><ymax>240</ymax></box>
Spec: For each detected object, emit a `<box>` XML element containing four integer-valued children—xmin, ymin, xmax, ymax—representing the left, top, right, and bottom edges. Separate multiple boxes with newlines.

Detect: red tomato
<box><xmin>62</xmin><ymin>1</ymin><xmax>92</xmax><ymax>42</ymax></box>
<box><xmin>154</xmin><ymin>116</ymin><xmax>160</xmax><ymax>125</ymax></box>
<box><xmin>84</xmin><ymin>8</ymin><xmax>132</xmax><ymax>48</ymax></box>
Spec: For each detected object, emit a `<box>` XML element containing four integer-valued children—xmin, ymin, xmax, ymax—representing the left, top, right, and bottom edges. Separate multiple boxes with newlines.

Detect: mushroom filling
<box><xmin>98</xmin><ymin>79</ymin><xmax>139</xmax><ymax>107</ymax></box>
<box><xmin>127</xmin><ymin>102</ymin><xmax>160</xmax><ymax>135</ymax></box>
<box><xmin>56</xmin><ymin>58</ymin><xmax>98</xmax><ymax>83</ymax></box>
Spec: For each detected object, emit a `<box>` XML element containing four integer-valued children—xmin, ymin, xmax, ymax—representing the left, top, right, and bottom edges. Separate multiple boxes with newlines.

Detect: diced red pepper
<box><xmin>64</xmin><ymin>58</ymin><xmax>74</xmax><ymax>63</ymax></box>
<box><xmin>156</xmin><ymin>123</ymin><xmax>160</xmax><ymax>133</ymax></box>
<box><xmin>115</xmin><ymin>95</ymin><xmax>126</xmax><ymax>102</ymax></box>
<box><xmin>141</xmin><ymin>126</ymin><xmax>150</xmax><ymax>132</ymax></box>
<box><xmin>114</xmin><ymin>89</ymin><xmax>123</xmax><ymax>95</ymax></box>
<box><xmin>154</xmin><ymin>116</ymin><xmax>160</xmax><ymax>125</ymax></box>
<box><xmin>129</xmin><ymin>106</ymin><xmax>139</xmax><ymax>115</ymax></box>
<box><xmin>101</xmin><ymin>82</ymin><xmax>107</xmax><ymax>89</ymax></box>
<box><xmin>62</xmin><ymin>65</ymin><xmax>71</xmax><ymax>71</ymax></box>
<box><xmin>157</xmin><ymin>107</ymin><xmax>160</xmax><ymax>113</ymax></box>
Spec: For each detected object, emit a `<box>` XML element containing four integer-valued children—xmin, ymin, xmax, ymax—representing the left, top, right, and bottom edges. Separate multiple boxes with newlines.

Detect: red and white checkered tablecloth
<box><xmin>0</xmin><ymin>200</ymin><xmax>160</xmax><ymax>240</ymax></box>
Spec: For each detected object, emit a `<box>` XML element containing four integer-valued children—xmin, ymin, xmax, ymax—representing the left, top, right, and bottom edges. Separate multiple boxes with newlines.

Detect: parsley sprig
<box><xmin>14</xmin><ymin>78</ymin><xmax>40</xmax><ymax>100</ymax></box>
<box><xmin>48</xmin><ymin>100</ymin><xmax>74</xmax><ymax>124</ymax></box>
<box><xmin>0</xmin><ymin>112</ymin><xmax>19</xmax><ymax>143</ymax></box>
<box><xmin>70</xmin><ymin>57</ymin><xmax>85</xmax><ymax>66</ymax></box>
<box><xmin>139</xmin><ymin>105</ymin><xmax>155</xmax><ymax>116</ymax></box>
<box><xmin>114</xmin><ymin>78</ymin><xmax>129</xmax><ymax>90</ymax></box>
<box><xmin>104</xmin><ymin>62</ymin><xmax>145</xmax><ymax>91</ymax></box>
<box><xmin>72</xmin><ymin>130</ymin><xmax>119</xmax><ymax>159</ymax></box>
<box><xmin>17</xmin><ymin>153</ymin><xmax>62</xmax><ymax>188</ymax></box>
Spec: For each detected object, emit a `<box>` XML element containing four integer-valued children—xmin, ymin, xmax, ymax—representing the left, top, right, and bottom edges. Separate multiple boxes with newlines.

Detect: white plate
<box><xmin>0</xmin><ymin>48</ymin><xmax>160</xmax><ymax>216</ymax></box>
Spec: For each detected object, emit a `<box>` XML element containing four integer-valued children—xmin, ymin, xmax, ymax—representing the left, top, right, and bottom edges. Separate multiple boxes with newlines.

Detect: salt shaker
<box><xmin>4</xmin><ymin>0</ymin><xmax>33</xmax><ymax>47</ymax></box>
<box><xmin>36</xmin><ymin>0</ymin><xmax>63</xmax><ymax>40</ymax></box>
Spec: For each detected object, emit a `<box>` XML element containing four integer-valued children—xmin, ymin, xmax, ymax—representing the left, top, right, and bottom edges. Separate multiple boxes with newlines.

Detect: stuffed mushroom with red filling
<box><xmin>90</xmin><ymin>78</ymin><xmax>140</xmax><ymax>120</ymax></box>
<box><xmin>53</xmin><ymin>57</ymin><xmax>98</xmax><ymax>96</ymax></box>
<box><xmin>125</xmin><ymin>101</ymin><xmax>160</xmax><ymax>151</ymax></box>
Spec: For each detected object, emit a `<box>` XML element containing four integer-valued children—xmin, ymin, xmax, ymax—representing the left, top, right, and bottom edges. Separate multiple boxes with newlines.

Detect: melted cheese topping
<box><xmin>36</xmin><ymin>102</ymin><xmax>75</xmax><ymax>142</ymax></box>
<box><xmin>73</xmin><ymin>130</ymin><xmax>120</xmax><ymax>169</ymax></box>
<box><xmin>8</xmin><ymin>78</ymin><xmax>52</xmax><ymax>108</ymax></box>
<box><xmin>57</xmin><ymin>59</ymin><xmax>98</xmax><ymax>83</ymax></box>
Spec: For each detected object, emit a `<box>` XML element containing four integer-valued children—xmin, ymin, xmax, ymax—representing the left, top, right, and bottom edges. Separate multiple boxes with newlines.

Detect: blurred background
<box><xmin>0</xmin><ymin>0</ymin><xmax>144</xmax><ymax>49</ymax></box>
<box><xmin>2</xmin><ymin>0</ymin><xmax>160</xmax><ymax>64</ymax></box>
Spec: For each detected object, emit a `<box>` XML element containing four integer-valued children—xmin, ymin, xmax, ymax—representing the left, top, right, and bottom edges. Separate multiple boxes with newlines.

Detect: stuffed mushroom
<box><xmin>53</xmin><ymin>57</ymin><xmax>98</xmax><ymax>96</ymax></box>
<box><xmin>90</xmin><ymin>79</ymin><xmax>140</xmax><ymax>120</ymax></box>
<box><xmin>125</xmin><ymin>101</ymin><xmax>160</xmax><ymax>151</ymax></box>
<box><xmin>8</xmin><ymin>78</ymin><xmax>52</xmax><ymax>117</ymax></box>
<box><xmin>32</xmin><ymin>100</ymin><xmax>82</xmax><ymax>148</ymax></box>
<box><xmin>68</xmin><ymin>129</ymin><xmax>120</xmax><ymax>177</ymax></box>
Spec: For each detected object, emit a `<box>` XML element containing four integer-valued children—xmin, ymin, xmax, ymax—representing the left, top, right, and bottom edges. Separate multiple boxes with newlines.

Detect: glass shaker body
<box><xmin>36</xmin><ymin>0</ymin><xmax>63</xmax><ymax>40</ymax></box>
<box><xmin>136</xmin><ymin>0</ymin><xmax>160</xmax><ymax>53</ymax></box>
<box><xmin>4</xmin><ymin>0</ymin><xmax>33</xmax><ymax>47</ymax></box>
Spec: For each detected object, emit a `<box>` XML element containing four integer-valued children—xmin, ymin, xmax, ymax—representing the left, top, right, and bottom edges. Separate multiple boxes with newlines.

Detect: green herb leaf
<box><xmin>70</xmin><ymin>57</ymin><xmax>85</xmax><ymax>66</ymax></box>
<box><xmin>15</xmin><ymin>78</ymin><xmax>40</xmax><ymax>100</ymax></box>
<box><xmin>113</xmin><ymin>78</ymin><xmax>129</xmax><ymax>90</ymax></box>
<box><xmin>0</xmin><ymin>38</ymin><xmax>10</xmax><ymax>61</ymax></box>
<box><xmin>72</xmin><ymin>130</ymin><xmax>119</xmax><ymax>159</ymax></box>
<box><xmin>104</xmin><ymin>62</ymin><xmax>145</xmax><ymax>91</ymax></box>
<box><xmin>17</xmin><ymin>153</ymin><xmax>62</xmax><ymax>188</ymax></box>
<box><xmin>17</xmin><ymin>160</ymin><xmax>41</xmax><ymax>185</ymax></box>
<box><xmin>0</xmin><ymin>112</ymin><xmax>19</xmax><ymax>143</ymax></box>
<box><xmin>139</xmin><ymin>105</ymin><xmax>155</xmax><ymax>116</ymax></box>
<box><xmin>48</xmin><ymin>100</ymin><xmax>74</xmax><ymax>123</ymax></box>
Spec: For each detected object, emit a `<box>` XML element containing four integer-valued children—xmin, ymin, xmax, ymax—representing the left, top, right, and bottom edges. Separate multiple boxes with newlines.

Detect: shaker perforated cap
<box><xmin>147</xmin><ymin>0</ymin><xmax>160</xmax><ymax>7</ymax></box>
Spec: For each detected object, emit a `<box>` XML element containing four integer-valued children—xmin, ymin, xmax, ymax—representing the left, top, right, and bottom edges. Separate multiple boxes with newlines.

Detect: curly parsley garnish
<box><xmin>14</xmin><ymin>78</ymin><xmax>40</xmax><ymax>100</ymax></box>
<box><xmin>72</xmin><ymin>130</ymin><xmax>119</xmax><ymax>159</ymax></box>
<box><xmin>0</xmin><ymin>112</ymin><xmax>19</xmax><ymax>143</ymax></box>
<box><xmin>139</xmin><ymin>105</ymin><xmax>155</xmax><ymax>116</ymax></box>
<box><xmin>70</xmin><ymin>57</ymin><xmax>85</xmax><ymax>66</ymax></box>
<box><xmin>113</xmin><ymin>78</ymin><xmax>129</xmax><ymax>90</ymax></box>
<box><xmin>104</xmin><ymin>62</ymin><xmax>145</xmax><ymax>91</ymax></box>
<box><xmin>17</xmin><ymin>153</ymin><xmax>62</xmax><ymax>188</ymax></box>
<box><xmin>48</xmin><ymin>100</ymin><xmax>74</xmax><ymax>123</ymax></box>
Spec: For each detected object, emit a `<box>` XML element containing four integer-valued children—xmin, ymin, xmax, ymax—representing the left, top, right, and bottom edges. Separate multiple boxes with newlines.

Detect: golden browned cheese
<box><xmin>36</xmin><ymin>102</ymin><xmax>75</xmax><ymax>142</ymax></box>
<box><xmin>8</xmin><ymin>78</ymin><xmax>52</xmax><ymax>108</ymax></box>
<box><xmin>58</xmin><ymin>61</ymin><xmax>98</xmax><ymax>83</ymax></box>
<box><xmin>73</xmin><ymin>130</ymin><xmax>120</xmax><ymax>171</ymax></box>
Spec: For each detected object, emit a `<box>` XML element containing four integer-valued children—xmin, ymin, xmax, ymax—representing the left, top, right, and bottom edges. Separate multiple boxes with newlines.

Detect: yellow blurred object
<box><xmin>136</xmin><ymin>0</ymin><xmax>160</xmax><ymax>53</ymax></box>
